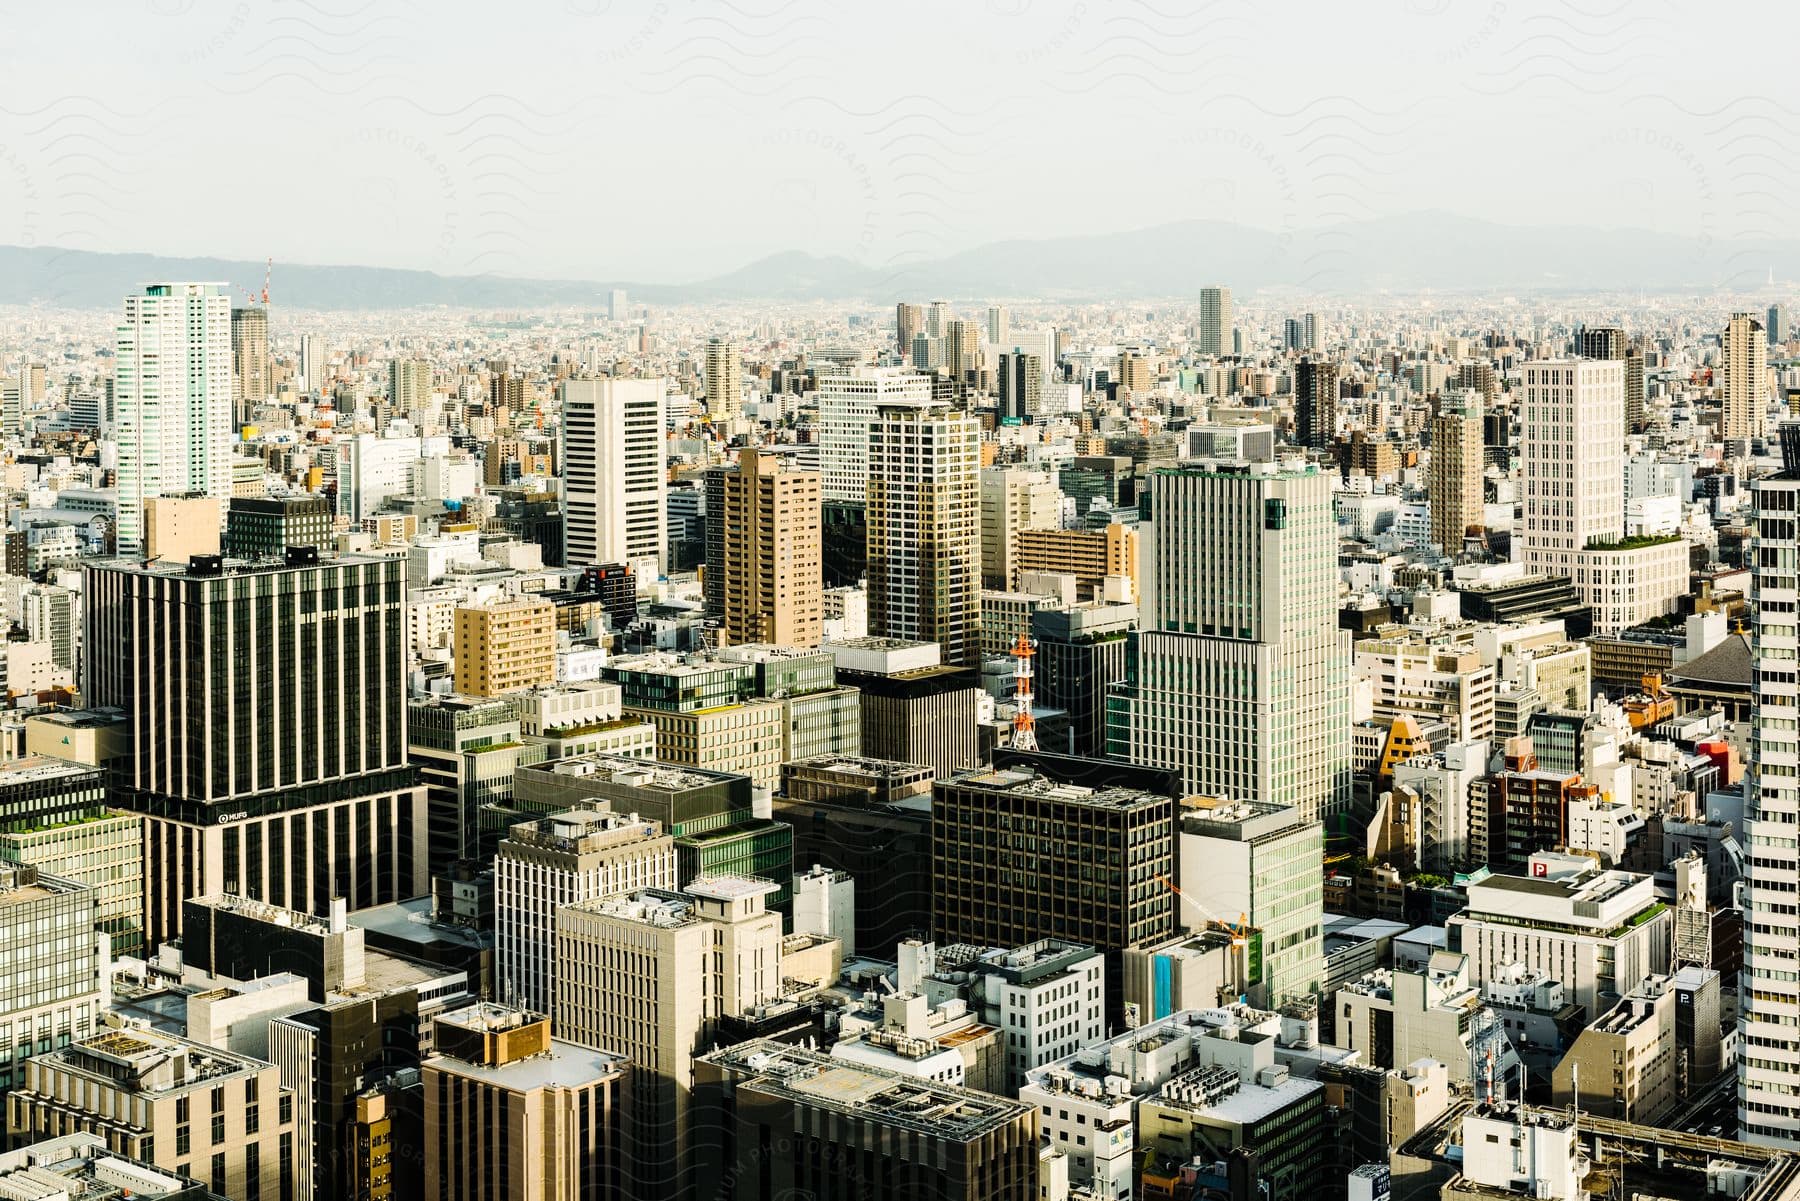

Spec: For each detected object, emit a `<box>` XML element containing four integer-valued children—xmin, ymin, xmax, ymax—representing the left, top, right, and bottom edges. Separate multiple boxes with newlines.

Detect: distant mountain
<box><xmin>2</xmin><ymin>214</ymin><xmax>1794</xmax><ymax>309</ymax></box>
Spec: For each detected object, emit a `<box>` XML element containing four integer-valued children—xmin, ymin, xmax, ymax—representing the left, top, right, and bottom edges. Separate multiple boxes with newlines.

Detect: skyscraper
<box><xmin>1283</xmin><ymin>318</ymin><xmax>1302</xmax><ymax>351</ymax></box>
<box><xmin>1114</xmin><ymin>462</ymin><xmax>1352</xmax><ymax>821</ymax></box>
<box><xmin>1198</xmin><ymin>285</ymin><xmax>1233</xmax><ymax>357</ymax></box>
<box><xmin>389</xmin><ymin>357</ymin><xmax>431</xmax><ymax>412</ymax></box>
<box><xmin>1294</xmin><ymin>358</ymin><xmax>1338</xmax><ymax>448</ymax></box>
<box><xmin>1429</xmin><ymin>389</ymin><xmax>1485</xmax><ymax>555</ymax></box>
<box><xmin>608</xmin><ymin>287</ymin><xmax>628</xmax><ymax>320</ymax></box>
<box><xmin>1743</xmin><ymin>425</ymin><xmax>1800</xmax><ymax>1148</ymax></box>
<box><xmin>867</xmin><ymin>401</ymin><xmax>981</xmax><ymax>668</ymax></box>
<box><xmin>299</xmin><ymin>332</ymin><xmax>326</xmax><ymax>393</ymax></box>
<box><xmin>1303</xmin><ymin>311</ymin><xmax>1320</xmax><ymax>351</ymax></box>
<box><xmin>926</xmin><ymin>298</ymin><xmax>951</xmax><ymax>339</ymax></box>
<box><xmin>84</xmin><ymin>550</ymin><xmax>423</xmax><ymax>945</ymax></box>
<box><xmin>1518</xmin><ymin>359</ymin><xmax>1687</xmax><ymax>634</ymax></box>
<box><xmin>1624</xmin><ymin>344</ymin><xmax>1647</xmax><ymax>432</ymax></box>
<box><xmin>113</xmin><ymin>282</ymin><xmax>233</xmax><ymax>554</ymax></box>
<box><xmin>229</xmin><ymin>304</ymin><xmax>269</xmax><ymax>420</ymax></box>
<box><xmin>1769</xmin><ymin>303</ymin><xmax>1788</xmax><ymax>347</ymax></box>
<box><xmin>559</xmin><ymin>376</ymin><xmax>667</xmax><ymax>579</ymax></box>
<box><xmin>702</xmin><ymin>336</ymin><xmax>742</xmax><ymax>422</ymax></box>
<box><xmin>942</xmin><ymin>318</ymin><xmax>981</xmax><ymax>385</ymax></box>
<box><xmin>986</xmin><ymin>303</ymin><xmax>1009</xmax><ymax>346</ymax></box>
<box><xmin>815</xmin><ymin>366</ymin><xmax>933</xmax><ymax>504</ymax></box>
<box><xmin>1723</xmin><ymin>312</ymin><xmax>1768</xmax><ymax>443</ymax></box>
<box><xmin>1577</xmin><ymin>325</ymin><xmax>1626</xmax><ymax>361</ymax></box>
<box><xmin>704</xmin><ymin>448</ymin><xmax>822</xmax><ymax>647</ymax></box>
<box><xmin>895</xmin><ymin>302</ymin><xmax>924</xmax><ymax>355</ymax></box>
<box><xmin>997</xmin><ymin>349</ymin><xmax>1043</xmax><ymax>421</ymax></box>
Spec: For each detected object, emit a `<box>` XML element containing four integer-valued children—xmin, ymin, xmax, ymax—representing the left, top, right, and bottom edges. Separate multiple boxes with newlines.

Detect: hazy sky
<box><xmin>1</xmin><ymin>0</ymin><xmax>1793</xmax><ymax>282</ymax></box>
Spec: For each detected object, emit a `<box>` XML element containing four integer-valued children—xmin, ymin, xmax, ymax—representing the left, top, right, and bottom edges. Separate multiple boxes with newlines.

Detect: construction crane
<box><xmin>1156</xmin><ymin>874</ymin><xmax>1254</xmax><ymax>1001</ymax></box>
<box><xmin>260</xmin><ymin>257</ymin><xmax>272</xmax><ymax>305</ymax></box>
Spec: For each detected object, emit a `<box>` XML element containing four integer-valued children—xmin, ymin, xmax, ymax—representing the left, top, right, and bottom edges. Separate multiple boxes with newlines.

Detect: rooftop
<box><xmin>0</xmin><ymin>1133</ymin><xmax>197</xmax><ymax>1200</ymax></box>
<box><xmin>704</xmin><ymin>1040</ymin><xmax>1032</xmax><ymax>1141</ymax></box>
<box><xmin>0</xmin><ymin>756</ymin><xmax>102</xmax><ymax>787</ymax></box>
<box><xmin>427</xmin><ymin>1038</ymin><xmax>624</xmax><ymax>1093</ymax></box>
<box><xmin>942</xmin><ymin>767</ymin><xmax>1166</xmax><ymax>811</ymax></box>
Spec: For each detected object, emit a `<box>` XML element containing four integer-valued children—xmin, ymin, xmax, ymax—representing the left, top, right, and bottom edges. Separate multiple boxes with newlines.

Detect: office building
<box><xmin>410</xmin><ymin>695</ymin><xmax>546</xmax><ymax>877</ymax></box>
<box><xmin>556</xmin><ymin>878</ymin><xmax>783</xmax><ymax>1199</ymax></box>
<box><xmin>0</xmin><ymin>867</ymin><xmax>106</xmax><ymax>1098</ymax></box>
<box><xmin>979</xmin><ymin>468</ymin><xmax>1062</xmax><ymax>591</ymax></box>
<box><xmin>334</xmin><ymin>433</ymin><xmax>423</xmax><ymax>523</ymax></box>
<box><xmin>230</xmin><ymin>305</ymin><xmax>269</xmax><ymax>419</ymax></box>
<box><xmin>703</xmin><ymin>336</ymin><xmax>742</xmax><ymax>422</ymax></box>
<box><xmin>1447</xmin><ymin>862</ymin><xmax>1670</xmax><ymax>1017</ymax></box>
<box><xmin>1549</xmin><ymin>974</ymin><xmax>1676</xmax><ymax>1124</ymax></box>
<box><xmin>1354</xmin><ymin>634</ymin><xmax>1496</xmax><ymax>744</ymax></box>
<box><xmin>1770</xmin><ymin>303</ymin><xmax>1789</xmax><ymax>346</ymax></box>
<box><xmin>986</xmin><ymin>304</ymin><xmax>1009</xmax><ymax>346</ymax></box>
<box><xmin>1743</xmin><ymin>428</ymin><xmax>1800</xmax><ymax>1147</ymax></box>
<box><xmin>454</xmin><ymin>597</ymin><xmax>556</xmax><ymax>697</ymax></box>
<box><xmin>1024</xmin><ymin>1007</ymin><xmax>1331</xmax><ymax>1201</ymax></box>
<box><xmin>598</xmin><ymin>653</ymin><xmax>786</xmax><ymax>788</ymax></box>
<box><xmin>1517</xmin><ymin>359</ymin><xmax>1687</xmax><ymax>635</ymax></box>
<box><xmin>867</xmin><ymin>402</ymin><xmax>981</xmax><ymax>668</ymax></box>
<box><xmin>1724</xmin><ymin>312</ymin><xmax>1769</xmax><ymax>443</ymax></box>
<box><xmin>114</xmin><ymin>284</ymin><xmax>233</xmax><ymax>554</ymax></box>
<box><xmin>422</xmin><ymin>1004</ymin><xmax>623</xmax><ymax>1201</ymax></box>
<box><xmin>932</xmin><ymin>764</ymin><xmax>1176</xmax><ymax>1020</ymax></box>
<box><xmin>694</xmin><ymin>1040</ymin><xmax>1040</xmax><ymax>1201</ymax></box>
<box><xmin>495</xmin><ymin>810</ymin><xmax>677</xmax><ymax>1015</ymax></box>
<box><xmin>1031</xmin><ymin>601</ymin><xmax>1136</xmax><ymax>758</ymax></box>
<box><xmin>559</xmin><ymin>376</ymin><xmax>667</xmax><ymax>579</ymax></box>
<box><xmin>0</xmin><ymin>760</ymin><xmax>142</xmax><ymax>957</ymax></box>
<box><xmin>815</xmin><ymin>366</ymin><xmax>933</xmax><ymax>504</ymax></box>
<box><xmin>8</xmin><ymin>1027</ymin><xmax>295</xmax><ymax>1200</ymax></box>
<box><xmin>1429</xmin><ymin>389</ymin><xmax>1485</xmax><ymax>554</ymax></box>
<box><xmin>774</xmin><ymin>756</ymin><xmax>934</xmax><ymax>953</ymax></box>
<box><xmin>1294</xmin><ymin>358</ymin><xmax>1337</xmax><ymax>448</ymax></box>
<box><xmin>829</xmin><ymin>638</ymin><xmax>982</xmax><ymax>776</ymax></box>
<box><xmin>705</xmin><ymin>448</ymin><xmax>822</xmax><ymax>647</ymax></box>
<box><xmin>1198</xmin><ymin>286</ymin><xmax>1233</xmax><ymax>356</ymax></box>
<box><xmin>1114</xmin><ymin>463</ymin><xmax>1352</xmax><ymax>821</ymax></box>
<box><xmin>1334</xmin><ymin>952</ymin><xmax>1516</xmax><ymax>1091</ymax></box>
<box><xmin>225</xmin><ymin>495</ymin><xmax>333</xmax><ymax>559</ymax></box>
<box><xmin>1179</xmin><ymin>798</ymin><xmax>1323</xmax><ymax>1005</ymax></box>
<box><xmin>84</xmin><ymin>552</ymin><xmax>422</xmax><ymax>946</ymax></box>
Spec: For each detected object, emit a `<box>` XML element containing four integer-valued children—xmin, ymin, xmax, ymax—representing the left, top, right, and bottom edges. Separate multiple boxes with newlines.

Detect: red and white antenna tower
<box><xmin>1009</xmin><ymin>632</ymin><xmax>1037</xmax><ymax>751</ymax></box>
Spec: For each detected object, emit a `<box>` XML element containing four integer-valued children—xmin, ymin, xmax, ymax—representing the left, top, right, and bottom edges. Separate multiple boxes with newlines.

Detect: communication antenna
<box><xmin>1009</xmin><ymin>632</ymin><xmax>1037</xmax><ymax>751</ymax></box>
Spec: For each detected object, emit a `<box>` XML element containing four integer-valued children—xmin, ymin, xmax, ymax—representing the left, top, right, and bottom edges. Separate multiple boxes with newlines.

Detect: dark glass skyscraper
<box><xmin>85</xmin><ymin>549</ymin><xmax>424</xmax><ymax>944</ymax></box>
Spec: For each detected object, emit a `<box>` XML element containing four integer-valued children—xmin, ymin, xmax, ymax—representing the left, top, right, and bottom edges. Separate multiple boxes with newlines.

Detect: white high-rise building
<box><xmin>1517</xmin><ymin>359</ymin><xmax>1686</xmax><ymax>635</ymax></box>
<box><xmin>926</xmin><ymin>299</ymin><xmax>951</xmax><ymax>339</ymax></box>
<box><xmin>560</xmin><ymin>376</ymin><xmax>668</xmax><ymax>579</ymax></box>
<box><xmin>986</xmin><ymin>304</ymin><xmax>1009</xmax><ymax>347</ymax></box>
<box><xmin>494</xmin><ymin>809</ymin><xmax>677</xmax><ymax>1016</ymax></box>
<box><xmin>112</xmin><ymin>282</ymin><xmax>233</xmax><ymax>554</ymax></box>
<box><xmin>1116</xmin><ymin>461</ymin><xmax>1351</xmax><ymax>821</ymax></box>
<box><xmin>1723</xmin><ymin>312</ymin><xmax>1768</xmax><ymax>444</ymax></box>
<box><xmin>1198</xmin><ymin>286</ymin><xmax>1233</xmax><ymax>357</ymax></box>
<box><xmin>1742</xmin><ymin>426</ymin><xmax>1800</xmax><ymax>1148</ymax></box>
<box><xmin>815</xmin><ymin>366</ymin><xmax>933</xmax><ymax>504</ymax></box>
<box><xmin>299</xmin><ymin>333</ymin><xmax>326</xmax><ymax>394</ymax></box>
<box><xmin>336</xmin><ymin>433</ymin><xmax>431</xmax><ymax>523</ymax></box>
<box><xmin>867</xmin><ymin>401</ymin><xmax>982</xmax><ymax>668</ymax></box>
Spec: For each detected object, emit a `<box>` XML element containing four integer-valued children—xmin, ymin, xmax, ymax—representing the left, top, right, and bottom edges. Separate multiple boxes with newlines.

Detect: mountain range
<box><xmin>0</xmin><ymin>214</ymin><xmax>1792</xmax><ymax>310</ymax></box>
